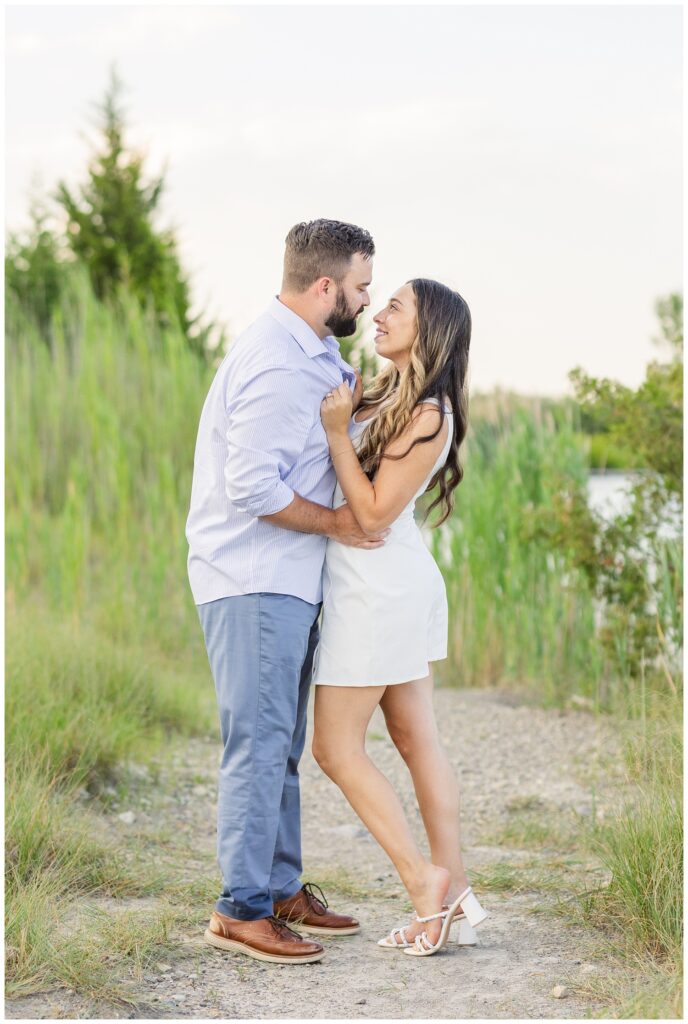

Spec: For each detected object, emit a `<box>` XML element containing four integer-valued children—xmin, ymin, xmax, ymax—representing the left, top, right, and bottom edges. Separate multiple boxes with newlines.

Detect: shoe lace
<box><xmin>266</xmin><ymin>914</ymin><xmax>303</xmax><ymax>940</ymax></box>
<box><xmin>302</xmin><ymin>881</ymin><xmax>329</xmax><ymax>916</ymax></box>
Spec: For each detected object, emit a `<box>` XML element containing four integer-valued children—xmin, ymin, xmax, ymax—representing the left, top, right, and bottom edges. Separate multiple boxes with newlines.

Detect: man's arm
<box><xmin>224</xmin><ymin>364</ymin><xmax>389</xmax><ymax>546</ymax></box>
<box><xmin>224</xmin><ymin>364</ymin><xmax>310</xmax><ymax>517</ymax></box>
<box><xmin>261</xmin><ymin>493</ymin><xmax>390</xmax><ymax>548</ymax></box>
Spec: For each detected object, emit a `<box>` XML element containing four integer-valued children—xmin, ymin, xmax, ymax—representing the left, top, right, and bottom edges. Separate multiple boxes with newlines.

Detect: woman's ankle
<box><xmin>447</xmin><ymin>874</ymin><xmax>470</xmax><ymax>901</ymax></box>
<box><xmin>405</xmin><ymin>863</ymin><xmax>450</xmax><ymax>908</ymax></box>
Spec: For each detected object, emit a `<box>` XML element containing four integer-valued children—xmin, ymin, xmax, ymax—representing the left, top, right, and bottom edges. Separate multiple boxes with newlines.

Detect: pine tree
<box><xmin>54</xmin><ymin>64</ymin><xmax>222</xmax><ymax>358</ymax></box>
<box><xmin>5</xmin><ymin>190</ymin><xmax>69</xmax><ymax>346</ymax></box>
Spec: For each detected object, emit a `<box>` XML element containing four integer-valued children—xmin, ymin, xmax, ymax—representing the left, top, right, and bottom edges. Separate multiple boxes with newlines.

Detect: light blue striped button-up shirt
<box><xmin>185</xmin><ymin>296</ymin><xmax>357</xmax><ymax>606</ymax></box>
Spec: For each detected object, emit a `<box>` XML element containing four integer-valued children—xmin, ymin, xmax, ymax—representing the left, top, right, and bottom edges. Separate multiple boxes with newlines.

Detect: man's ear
<box><xmin>315</xmin><ymin>276</ymin><xmax>335</xmax><ymax>301</ymax></box>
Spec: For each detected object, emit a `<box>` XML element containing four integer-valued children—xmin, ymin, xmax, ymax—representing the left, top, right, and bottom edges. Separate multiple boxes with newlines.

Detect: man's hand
<box><xmin>330</xmin><ymin>502</ymin><xmax>390</xmax><ymax>548</ymax></box>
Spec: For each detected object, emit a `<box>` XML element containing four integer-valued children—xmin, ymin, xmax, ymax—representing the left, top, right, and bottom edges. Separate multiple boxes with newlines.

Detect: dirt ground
<box><xmin>6</xmin><ymin>687</ymin><xmax>627</xmax><ymax>1020</ymax></box>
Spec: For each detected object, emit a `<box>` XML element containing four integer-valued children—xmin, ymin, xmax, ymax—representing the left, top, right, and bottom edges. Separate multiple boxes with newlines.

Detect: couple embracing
<box><xmin>185</xmin><ymin>218</ymin><xmax>487</xmax><ymax>964</ymax></box>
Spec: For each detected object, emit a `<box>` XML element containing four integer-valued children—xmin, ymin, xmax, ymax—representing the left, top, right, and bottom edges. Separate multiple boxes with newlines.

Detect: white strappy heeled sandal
<box><xmin>403</xmin><ymin>886</ymin><xmax>488</xmax><ymax>958</ymax></box>
<box><xmin>377</xmin><ymin>923</ymin><xmax>415</xmax><ymax>949</ymax></box>
<box><xmin>377</xmin><ymin>909</ymin><xmax>478</xmax><ymax>948</ymax></box>
<box><xmin>377</xmin><ymin>886</ymin><xmax>487</xmax><ymax>952</ymax></box>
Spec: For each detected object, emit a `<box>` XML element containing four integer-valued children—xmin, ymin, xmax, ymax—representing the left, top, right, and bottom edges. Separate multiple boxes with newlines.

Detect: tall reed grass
<box><xmin>7</xmin><ymin>263</ymin><xmax>211</xmax><ymax>657</ymax></box>
<box><xmin>6</xmin><ymin>264</ymin><xmax>216</xmax><ymax>993</ymax></box>
<box><xmin>426</xmin><ymin>404</ymin><xmax>603</xmax><ymax>701</ymax></box>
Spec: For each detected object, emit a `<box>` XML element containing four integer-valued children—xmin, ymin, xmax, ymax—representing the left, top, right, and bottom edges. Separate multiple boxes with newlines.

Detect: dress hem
<box><xmin>313</xmin><ymin>652</ymin><xmax>447</xmax><ymax>688</ymax></box>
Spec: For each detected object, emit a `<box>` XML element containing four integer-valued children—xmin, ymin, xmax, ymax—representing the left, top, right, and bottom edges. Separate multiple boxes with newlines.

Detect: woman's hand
<box><xmin>321</xmin><ymin>382</ymin><xmax>353</xmax><ymax>437</ymax></box>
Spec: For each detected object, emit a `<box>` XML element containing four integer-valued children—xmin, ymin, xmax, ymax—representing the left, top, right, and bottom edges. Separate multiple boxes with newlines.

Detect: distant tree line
<box><xmin>569</xmin><ymin>293</ymin><xmax>683</xmax><ymax>493</ymax></box>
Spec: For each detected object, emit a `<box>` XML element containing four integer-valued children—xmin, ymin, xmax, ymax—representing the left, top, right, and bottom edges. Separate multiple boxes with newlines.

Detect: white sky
<box><xmin>5</xmin><ymin>4</ymin><xmax>683</xmax><ymax>396</ymax></box>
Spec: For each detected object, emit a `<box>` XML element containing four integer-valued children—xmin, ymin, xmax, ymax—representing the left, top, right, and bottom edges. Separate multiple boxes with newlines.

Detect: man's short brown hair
<box><xmin>282</xmin><ymin>219</ymin><xmax>375</xmax><ymax>293</ymax></box>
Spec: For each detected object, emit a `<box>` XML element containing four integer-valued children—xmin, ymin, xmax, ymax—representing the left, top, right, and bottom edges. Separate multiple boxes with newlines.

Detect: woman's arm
<box><xmin>321</xmin><ymin>385</ymin><xmax>449</xmax><ymax>533</ymax></box>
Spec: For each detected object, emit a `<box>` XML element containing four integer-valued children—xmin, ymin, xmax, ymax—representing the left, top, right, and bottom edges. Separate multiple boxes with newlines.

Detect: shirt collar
<box><xmin>267</xmin><ymin>296</ymin><xmax>334</xmax><ymax>359</ymax></box>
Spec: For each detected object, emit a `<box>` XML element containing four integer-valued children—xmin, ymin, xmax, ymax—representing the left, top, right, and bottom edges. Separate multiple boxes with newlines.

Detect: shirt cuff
<box><xmin>253</xmin><ymin>480</ymin><xmax>295</xmax><ymax>518</ymax></box>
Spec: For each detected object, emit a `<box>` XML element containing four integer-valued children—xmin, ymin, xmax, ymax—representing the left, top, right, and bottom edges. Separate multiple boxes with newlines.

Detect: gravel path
<box><xmin>6</xmin><ymin>687</ymin><xmax>626</xmax><ymax>1020</ymax></box>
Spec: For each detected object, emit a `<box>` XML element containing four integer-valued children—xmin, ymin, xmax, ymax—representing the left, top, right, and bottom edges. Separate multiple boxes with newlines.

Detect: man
<box><xmin>185</xmin><ymin>219</ymin><xmax>390</xmax><ymax>964</ymax></box>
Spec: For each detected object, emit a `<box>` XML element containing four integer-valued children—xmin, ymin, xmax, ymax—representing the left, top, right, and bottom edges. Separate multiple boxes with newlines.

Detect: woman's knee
<box><xmin>386</xmin><ymin>715</ymin><xmax>439</xmax><ymax>763</ymax></box>
<box><xmin>387</xmin><ymin>722</ymin><xmax>416</xmax><ymax>762</ymax></box>
<box><xmin>311</xmin><ymin>733</ymin><xmax>346</xmax><ymax>779</ymax></box>
<box><xmin>313</xmin><ymin>687</ymin><xmax>381</xmax><ymax>779</ymax></box>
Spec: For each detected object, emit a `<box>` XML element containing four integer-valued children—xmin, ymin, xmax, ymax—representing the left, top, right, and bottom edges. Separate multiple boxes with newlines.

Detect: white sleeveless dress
<box><xmin>312</xmin><ymin>396</ymin><xmax>452</xmax><ymax>687</ymax></box>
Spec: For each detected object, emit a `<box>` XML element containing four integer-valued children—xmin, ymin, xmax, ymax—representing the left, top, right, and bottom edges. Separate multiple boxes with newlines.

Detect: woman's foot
<box><xmin>403</xmin><ymin>864</ymin><xmax>451</xmax><ymax>946</ymax></box>
<box><xmin>445</xmin><ymin>874</ymin><xmax>471</xmax><ymax>905</ymax></box>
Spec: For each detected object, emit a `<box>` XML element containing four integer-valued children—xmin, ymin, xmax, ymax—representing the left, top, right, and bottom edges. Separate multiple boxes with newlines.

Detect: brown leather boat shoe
<box><xmin>273</xmin><ymin>882</ymin><xmax>361</xmax><ymax>936</ymax></box>
<box><xmin>204</xmin><ymin>910</ymin><xmax>325</xmax><ymax>963</ymax></box>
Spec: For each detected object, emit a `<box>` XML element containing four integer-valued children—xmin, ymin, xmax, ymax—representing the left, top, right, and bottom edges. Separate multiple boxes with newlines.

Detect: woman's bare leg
<box><xmin>380</xmin><ymin>671</ymin><xmax>470</xmax><ymax>909</ymax></box>
<box><xmin>312</xmin><ymin>683</ymin><xmax>449</xmax><ymax>943</ymax></box>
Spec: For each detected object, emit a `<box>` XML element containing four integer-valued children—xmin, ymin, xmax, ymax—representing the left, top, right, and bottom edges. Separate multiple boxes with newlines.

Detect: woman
<box><xmin>310</xmin><ymin>278</ymin><xmax>487</xmax><ymax>957</ymax></box>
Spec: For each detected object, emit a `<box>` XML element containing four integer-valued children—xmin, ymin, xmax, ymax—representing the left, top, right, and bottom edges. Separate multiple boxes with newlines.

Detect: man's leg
<box><xmin>269</xmin><ymin>604</ymin><xmax>322</xmax><ymax>903</ymax></box>
<box><xmin>197</xmin><ymin>593</ymin><xmax>318</xmax><ymax>920</ymax></box>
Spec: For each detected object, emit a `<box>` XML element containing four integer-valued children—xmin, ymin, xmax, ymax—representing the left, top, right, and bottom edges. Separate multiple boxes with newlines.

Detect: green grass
<box><xmin>499</xmin><ymin>698</ymin><xmax>683</xmax><ymax>1017</ymax></box>
<box><xmin>6</xmin><ymin>266</ymin><xmax>218</xmax><ymax>1000</ymax></box>
<box><xmin>583</xmin><ymin>961</ymin><xmax>683</xmax><ymax>1019</ymax></box>
<box><xmin>426</xmin><ymin>405</ymin><xmax>605</xmax><ymax>701</ymax></box>
<box><xmin>581</xmin><ymin>695</ymin><xmax>683</xmax><ymax>1016</ymax></box>
<box><xmin>495</xmin><ymin>812</ymin><xmax>579</xmax><ymax>852</ymax></box>
<box><xmin>7</xmin><ymin>882</ymin><xmax>198</xmax><ymax>1011</ymax></box>
<box><xmin>470</xmin><ymin>861</ymin><xmax>537</xmax><ymax>895</ymax></box>
<box><xmin>6</xmin><ymin>603</ymin><xmax>215</xmax><ymax>793</ymax></box>
<box><xmin>6</xmin><ymin>263</ymin><xmax>212</xmax><ymax>660</ymax></box>
<box><xmin>592</xmin><ymin>783</ymin><xmax>682</xmax><ymax>957</ymax></box>
<box><xmin>5</xmin><ymin>762</ymin><xmax>164</xmax><ymax>998</ymax></box>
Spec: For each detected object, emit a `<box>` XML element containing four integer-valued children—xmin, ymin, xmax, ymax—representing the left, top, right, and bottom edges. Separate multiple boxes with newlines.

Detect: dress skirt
<box><xmin>311</xmin><ymin>515</ymin><xmax>448</xmax><ymax>687</ymax></box>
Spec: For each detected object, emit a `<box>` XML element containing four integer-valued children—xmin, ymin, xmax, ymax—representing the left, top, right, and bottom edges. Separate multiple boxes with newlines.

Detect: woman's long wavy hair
<box><xmin>354</xmin><ymin>278</ymin><xmax>471</xmax><ymax>528</ymax></box>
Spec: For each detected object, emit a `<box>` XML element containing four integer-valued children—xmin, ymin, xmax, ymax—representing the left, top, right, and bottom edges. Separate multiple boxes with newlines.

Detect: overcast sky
<box><xmin>5</xmin><ymin>4</ymin><xmax>682</xmax><ymax>396</ymax></box>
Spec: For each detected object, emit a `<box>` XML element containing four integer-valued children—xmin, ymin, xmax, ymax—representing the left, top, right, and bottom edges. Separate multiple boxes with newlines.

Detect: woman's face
<box><xmin>372</xmin><ymin>283</ymin><xmax>417</xmax><ymax>370</ymax></box>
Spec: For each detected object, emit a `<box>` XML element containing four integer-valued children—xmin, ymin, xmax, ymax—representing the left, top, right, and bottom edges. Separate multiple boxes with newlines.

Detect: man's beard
<box><xmin>324</xmin><ymin>288</ymin><xmax>363</xmax><ymax>337</ymax></box>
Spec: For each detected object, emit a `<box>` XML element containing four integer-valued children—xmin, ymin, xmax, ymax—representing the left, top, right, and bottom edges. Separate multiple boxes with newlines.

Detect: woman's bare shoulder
<box><xmin>385</xmin><ymin>402</ymin><xmax>448</xmax><ymax>458</ymax></box>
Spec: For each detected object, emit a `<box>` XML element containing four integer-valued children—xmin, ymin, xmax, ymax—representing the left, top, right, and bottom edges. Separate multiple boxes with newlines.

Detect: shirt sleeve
<box><xmin>224</xmin><ymin>364</ymin><xmax>314</xmax><ymax>518</ymax></box>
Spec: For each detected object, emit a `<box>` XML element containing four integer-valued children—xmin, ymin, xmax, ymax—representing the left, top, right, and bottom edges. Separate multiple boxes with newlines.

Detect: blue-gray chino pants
<box><xmin>196</xmin><ymin>592</ymin><xmax>322</xmax><ymax>921</ymax></box>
